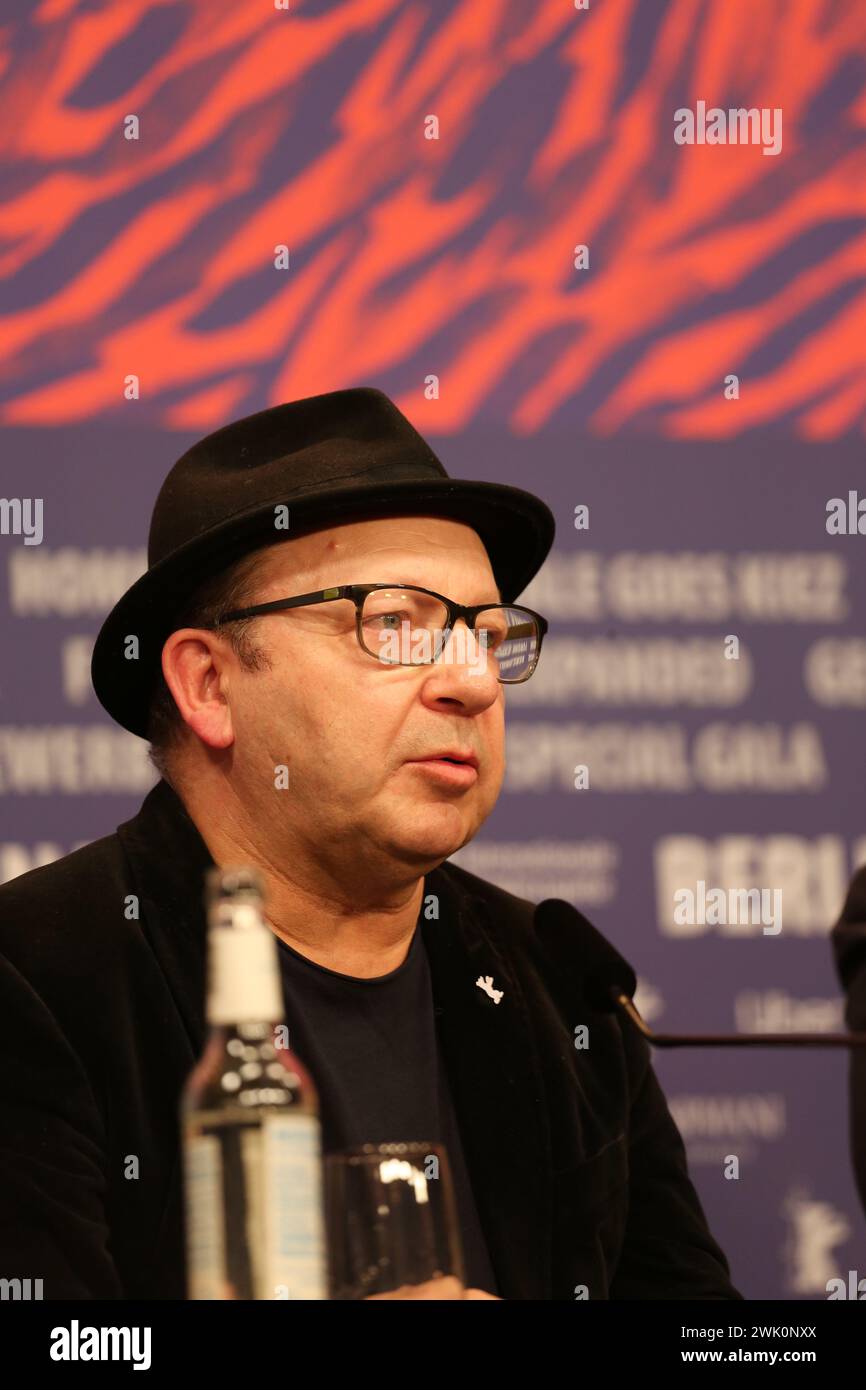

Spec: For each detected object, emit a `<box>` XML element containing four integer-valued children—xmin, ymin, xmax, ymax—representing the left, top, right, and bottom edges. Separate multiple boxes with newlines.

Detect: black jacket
<box><xmin>831</xmin><ymin>865</ymin><xmax>866</xmax><ymax>1218</ymax></box>
<box><xmin>0</xmin><ymin>779</ymin><xmax>741</xmax><ymax>1300</ymax></box>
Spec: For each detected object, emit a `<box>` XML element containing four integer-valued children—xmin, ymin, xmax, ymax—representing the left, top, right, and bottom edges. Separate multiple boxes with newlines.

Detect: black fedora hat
<box><xmin>91</xmin><ymin>386</ymin><xmax>555</xmax><ymax>738</ymax></box>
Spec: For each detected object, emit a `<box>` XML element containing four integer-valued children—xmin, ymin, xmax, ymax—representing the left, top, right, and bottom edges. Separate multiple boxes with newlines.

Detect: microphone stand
<box><xmin>613</xmin><ymin>989</ymin><xmax>866</xmax><ymax>1048</ymax></box>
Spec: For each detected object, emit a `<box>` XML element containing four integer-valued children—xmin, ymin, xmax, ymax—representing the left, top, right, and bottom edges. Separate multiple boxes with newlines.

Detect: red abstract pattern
<box><xmin>0</xmin><ymin>0</ymin><xmax>864</xmax><ymax>436</ymax></box>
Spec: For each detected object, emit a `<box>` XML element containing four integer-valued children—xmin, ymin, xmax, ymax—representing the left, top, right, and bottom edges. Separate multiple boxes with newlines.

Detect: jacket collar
<box><xmin>118</xmin><ymin>778</ymin><xmax>552</xmax><ymax>1299</ymax></box>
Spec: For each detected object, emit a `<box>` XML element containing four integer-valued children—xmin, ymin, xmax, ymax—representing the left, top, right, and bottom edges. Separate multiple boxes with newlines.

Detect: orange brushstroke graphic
<box><xmin>0</xmin><ymin>0</ymin><xmax>864</xmax><ymax>436</ymax></box>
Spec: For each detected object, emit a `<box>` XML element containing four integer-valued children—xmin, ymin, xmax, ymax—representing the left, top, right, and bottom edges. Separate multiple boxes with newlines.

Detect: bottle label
<box><xmin>184</xmin><ymin>1114</ymin><xmax>327</xmax><ymax>1300</ymax></box>
<box><xmin>184</xmin><ymin>1134</ymin><xmax>230</xmax><ymax>1300</ymax></box>
<box><xmin>262</xmin><ymin>1113</ymin><xmax>328</xmax><ymax>1300</ymax></box>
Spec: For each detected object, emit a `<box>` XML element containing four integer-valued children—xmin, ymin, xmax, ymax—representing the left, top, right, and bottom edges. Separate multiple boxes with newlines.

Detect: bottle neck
<box><xmin>217</xmin><ymin>1020</ymin><xmax>279</xmax><ymax>1043</ymax></box>
<box><xmin>207</xmin><ymin>923</ymin><xmax>284</xmax><ymax>1027</ymax></box>
<box><xmin>206</xmin><ymin>1020</ymin><xmax>319</xmax><ymax>1112</ymax></box>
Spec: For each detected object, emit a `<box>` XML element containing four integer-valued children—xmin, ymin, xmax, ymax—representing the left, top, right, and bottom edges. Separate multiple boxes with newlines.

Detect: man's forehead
<box><xmin>255</xmin><ymin>515</ymin><xmax>499</xmax><ymax>594</ymax></box>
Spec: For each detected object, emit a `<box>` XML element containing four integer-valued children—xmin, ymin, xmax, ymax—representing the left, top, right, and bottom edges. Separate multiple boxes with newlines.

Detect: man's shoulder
<box><xmin>0</xmin><ymin>830</ymin><xmax>127</xmax><ymax>908</ymax></box>
<box><xmin>0</xmin><ymin>830</ymin><xmax>131</xmax><ymax>974</ymax></box>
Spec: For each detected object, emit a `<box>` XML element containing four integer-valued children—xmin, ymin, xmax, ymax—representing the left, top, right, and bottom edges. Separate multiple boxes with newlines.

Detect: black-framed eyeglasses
<box><xmin>217</xmin><ymin>582</ymin><xmax>548</xmax><ymax>684</ymax></box>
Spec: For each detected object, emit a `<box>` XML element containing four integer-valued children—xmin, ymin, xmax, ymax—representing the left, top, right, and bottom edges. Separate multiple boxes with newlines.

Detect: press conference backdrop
<box><xmin>2</xmin><ymin>0</ymin><xmax>866</xmax><ymax>1300</ymax></box>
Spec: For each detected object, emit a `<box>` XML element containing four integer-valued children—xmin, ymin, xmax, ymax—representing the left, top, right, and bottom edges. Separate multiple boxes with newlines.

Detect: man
<box><xmin>0</xmin><ymin>387</ymin><xmax>741</xmax><ymax>1300</ymax></box>
<box><xmin>831</xmin><ymin>865</ymin><xmax>866</xmax><ymax>1220</ymax></box>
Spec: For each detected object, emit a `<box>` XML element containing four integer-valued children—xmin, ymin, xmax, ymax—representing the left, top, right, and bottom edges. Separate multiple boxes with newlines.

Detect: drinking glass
<box><xmin>324</xmin><ymin>1140</ymin><xmax>465</xmax><ymax>1299</ymax></box>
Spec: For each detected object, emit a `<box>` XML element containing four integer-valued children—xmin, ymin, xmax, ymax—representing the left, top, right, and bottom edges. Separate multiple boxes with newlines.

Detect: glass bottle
<box><xmin>181</xmin><ymin>866</ymin><xmax>327</xmax><ymax>1300</ymax></box>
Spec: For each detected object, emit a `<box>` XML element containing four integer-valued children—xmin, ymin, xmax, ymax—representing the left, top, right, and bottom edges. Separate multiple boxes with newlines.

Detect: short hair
<box><xmin>146</xmin><ymin>544</ymin><xmax>279</xmax><ymax>784</ymax></box>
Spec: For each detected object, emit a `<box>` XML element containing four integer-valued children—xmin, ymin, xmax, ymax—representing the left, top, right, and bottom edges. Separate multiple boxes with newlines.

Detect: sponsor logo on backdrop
<box><xmin>450</xmin><ymin>839</ymin><xmax>619</xmax><ymax>906</ymax></box>
<box><xmin>655</xmin><ymin>835</ymin><xmax>866</xmax><ymax>936</ymax></box>
<box><xmin>521</xmin><ymin>551</ymin><xmax>848</xmax><ymax>624</ymax></box>
<box><xmin>669</xmin><ymin>1093</ymin><xmax>786</xmax><ymax>1166</ymax></box>
<box><xmin>0</xmin><ymin>731</ymin><xmax>156</xmax><ymax>795</ymax></box>
<box><xmin>734</xmin><ymin>991</ymin><xmax>844</xmax><ymax>1033</ymax></box>
<box><xmin>505</xmin><ymin>721</ymin><xmax>827</xmax><ymax>793</ymax></box>
<box><xmin>782</xmin><ymin>1190</ymin><xmax>851</xmax><ymax>1295</ymax></box>
<box><xmin>8</xmin><ymin>547</ymin><xmax>146</xmax><ymax>613</ymax></box>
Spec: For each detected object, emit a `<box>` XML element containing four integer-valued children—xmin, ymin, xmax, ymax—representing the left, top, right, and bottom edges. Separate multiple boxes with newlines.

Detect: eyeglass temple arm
<box><xmin>217</xmin><ymin>588</ymin><xmax>351</xmax><ymax>624</ymax></box>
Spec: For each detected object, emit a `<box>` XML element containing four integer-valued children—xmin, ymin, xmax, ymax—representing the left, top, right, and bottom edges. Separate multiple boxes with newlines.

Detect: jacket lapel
<box><xmin>422</xmin><ymin>866</ymin><xmax>553</xmax><ymax>1300</ymax></box>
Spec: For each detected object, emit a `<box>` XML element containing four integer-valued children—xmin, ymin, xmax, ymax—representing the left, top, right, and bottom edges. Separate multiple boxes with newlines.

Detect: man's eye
<box><xmin>365</xmin><ymin>610</ymin><xmax>409</xmax><ymax>629</ymax></box>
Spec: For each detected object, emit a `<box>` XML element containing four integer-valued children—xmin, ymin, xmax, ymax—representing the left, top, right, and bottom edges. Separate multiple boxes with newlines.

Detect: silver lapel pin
<box><xmin>475</xmin><ymin>974</ymin><xmax>504</xmax><ymax>1005</ymax></box>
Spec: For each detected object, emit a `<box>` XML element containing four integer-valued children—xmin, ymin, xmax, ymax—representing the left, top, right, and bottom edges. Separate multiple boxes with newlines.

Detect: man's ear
<box><xmin>160</xmin><ymin>628</ymin><xmax>235</xmax><ymax>752</ymax></box>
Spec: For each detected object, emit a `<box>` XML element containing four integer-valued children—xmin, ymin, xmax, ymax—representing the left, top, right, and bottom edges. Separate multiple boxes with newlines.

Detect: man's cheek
<box><xmin>484</xmin><ymin>759</ymin><xmax>505</xmax><ymax>805</ymax></box>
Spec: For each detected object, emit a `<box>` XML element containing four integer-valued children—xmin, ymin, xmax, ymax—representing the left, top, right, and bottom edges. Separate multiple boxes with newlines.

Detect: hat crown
<box><xmin>148</xmin><ymin>387</ymin><xmax>447</xmax><ymax>567</ymax></box>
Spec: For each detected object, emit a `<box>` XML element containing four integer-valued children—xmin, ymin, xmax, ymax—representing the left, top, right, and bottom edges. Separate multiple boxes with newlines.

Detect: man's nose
<box><xmin>419</xmin><ymin>619</ymin><xmax>501</xmax><ymax>706</ymax></box>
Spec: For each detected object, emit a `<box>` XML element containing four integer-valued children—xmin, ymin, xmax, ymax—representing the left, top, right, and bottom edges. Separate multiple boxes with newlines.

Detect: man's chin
<box><xmin>385</xmin><ymin>812</ymin><xmax>478</xmax><ymax>869</ymax></box>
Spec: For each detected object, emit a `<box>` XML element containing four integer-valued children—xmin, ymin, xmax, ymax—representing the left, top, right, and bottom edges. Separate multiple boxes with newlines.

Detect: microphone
<box><xmin>533</xmin><ymin>897</ymin><xmax>866</xmax><ymax>1049</ymax></box>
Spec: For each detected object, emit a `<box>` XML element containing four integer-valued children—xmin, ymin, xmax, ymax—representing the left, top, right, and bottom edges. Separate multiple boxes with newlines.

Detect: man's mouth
<box><xmin>413</xmin><ymin>750</ymin><xmax>479</xmax><ymax>769</ymax></box>
<box><xmin>405</xmin><ymin>751</ymin><xmax>479</xmax><ymax>784</ymax></box>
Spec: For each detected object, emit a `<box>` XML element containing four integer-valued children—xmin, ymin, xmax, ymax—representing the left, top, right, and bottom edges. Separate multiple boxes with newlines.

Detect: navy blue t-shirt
<box><xmin>275</xmin><ymin>919</ymin><xmax>499</xmax><ymax>1296</ymax></box>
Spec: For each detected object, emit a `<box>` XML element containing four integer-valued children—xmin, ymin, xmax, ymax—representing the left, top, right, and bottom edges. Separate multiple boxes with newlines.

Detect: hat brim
<box><xmin>90</xmin><ymin>476</ymin><xmax>555</xmax><ymax>738</ymax></box>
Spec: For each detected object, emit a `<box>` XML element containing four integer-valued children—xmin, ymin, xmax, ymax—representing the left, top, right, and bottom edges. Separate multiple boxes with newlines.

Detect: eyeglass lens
<box><xmin>359</xmin><ymin>589</ymin><xmax>539</xmax><ymax>681</ymax></box>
